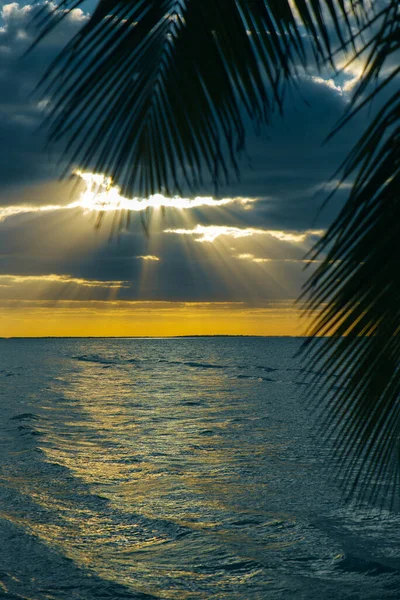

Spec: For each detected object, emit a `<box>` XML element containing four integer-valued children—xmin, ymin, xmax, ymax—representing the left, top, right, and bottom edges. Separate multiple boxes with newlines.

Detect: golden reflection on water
<box><xmin>3</xmin><ymin>354</ymin><xmax>302</xmax><ymax>598</ymax></box>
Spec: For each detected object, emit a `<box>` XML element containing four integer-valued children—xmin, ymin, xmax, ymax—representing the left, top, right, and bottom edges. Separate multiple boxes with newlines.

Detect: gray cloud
<box><xmin>0</xmin><ymin>2</ymin><xmax>87</xmax><ymax>188</ymax></box>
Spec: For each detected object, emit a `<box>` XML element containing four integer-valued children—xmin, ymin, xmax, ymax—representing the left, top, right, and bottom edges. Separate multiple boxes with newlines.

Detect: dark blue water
<box><xmin>0</xmin><ymin>338</ymin><xmax>398</xmax><ymax>599</ymax></box>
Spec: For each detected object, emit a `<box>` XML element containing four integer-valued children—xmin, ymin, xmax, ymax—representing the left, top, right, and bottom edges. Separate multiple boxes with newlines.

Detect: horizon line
<box><xmin>0</xmin><ymin>334</ymin><xmax>311</xmax><ymax>340</ymax></box>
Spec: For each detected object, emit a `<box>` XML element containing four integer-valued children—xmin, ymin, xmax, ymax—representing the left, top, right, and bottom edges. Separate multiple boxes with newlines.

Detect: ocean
<box><xmin>0</xmin><ymin>337</ymin><xmax>399</xmax><ymax>599</ymax></box>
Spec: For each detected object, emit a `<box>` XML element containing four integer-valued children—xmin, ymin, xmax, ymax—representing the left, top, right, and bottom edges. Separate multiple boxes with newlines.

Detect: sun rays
<box><xmin>0</xmin><ymin>169</ymin><xmax>325</xmax><ymax>333</ymax></box>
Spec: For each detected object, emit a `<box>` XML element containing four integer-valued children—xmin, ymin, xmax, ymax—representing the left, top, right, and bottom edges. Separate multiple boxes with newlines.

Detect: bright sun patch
<box><xmin>74</xmin><ymin>171</ymin><xmax>256</xmax><ymax>212</ymax></box>
<box><xmin>0</xmin><ymin>171</ymin><xmax>258</xmax><ymax>223</ymax></box>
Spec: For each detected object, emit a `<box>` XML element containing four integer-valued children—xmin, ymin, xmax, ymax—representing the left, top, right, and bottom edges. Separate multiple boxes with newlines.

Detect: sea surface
<box><xmin>0</xmin><ymin>337</ymin><xmax>399</xmax><ymax>599</ymax></box>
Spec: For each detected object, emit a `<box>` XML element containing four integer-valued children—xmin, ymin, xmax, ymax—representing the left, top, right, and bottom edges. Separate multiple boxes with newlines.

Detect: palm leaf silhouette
<box><xmin>303</xmin><ymin>0</ymin><xmax>400</xmax><ymax>508</ymax></box>
<box><xmin>32</xmin><ymin>0</ymin><xmax>364</xmax><ymax>197</ymax></box>
<box><xmin>32</xmin><ymin>1</ymin><xmax>399</xmax><ymax>507</ymax></box>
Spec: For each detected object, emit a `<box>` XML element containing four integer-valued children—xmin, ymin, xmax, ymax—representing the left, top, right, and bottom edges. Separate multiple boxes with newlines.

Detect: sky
<box><xmin>0</xmin><ymin>1</ymin><xmax>378</xmax><ymax>337</ymax></box>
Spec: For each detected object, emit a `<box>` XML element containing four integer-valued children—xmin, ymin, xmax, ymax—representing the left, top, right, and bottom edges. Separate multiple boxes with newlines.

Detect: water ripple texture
<box><xmin>0</xmin><ymin>337</ymin><xmax>399</xmax><ymax>599</ymax></box>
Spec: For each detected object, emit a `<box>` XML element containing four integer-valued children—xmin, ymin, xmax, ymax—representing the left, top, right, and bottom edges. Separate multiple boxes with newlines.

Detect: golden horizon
<box><xmin>0</xmin><ymin>301</ymin><xmax>314</xmax><ymax>338</ymax></box>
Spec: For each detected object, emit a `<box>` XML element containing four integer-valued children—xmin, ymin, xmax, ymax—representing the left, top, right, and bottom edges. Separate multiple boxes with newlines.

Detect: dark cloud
<box><xmin>0</xmin><ymin>2</ymin><xmax>87</xmax><ymax>188</ymax></box>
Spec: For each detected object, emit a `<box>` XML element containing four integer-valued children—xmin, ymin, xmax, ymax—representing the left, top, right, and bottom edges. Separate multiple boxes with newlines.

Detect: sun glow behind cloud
<box><xmin>74</xmin><ymin>171</ymin><xmax>257</xmax><ymax>213</ymax></box>
<box><xmin>136</xmin><ymin>255</ymin><xmax>160</xmax><ymax>261</ymax></box>
<box><xmin>164</xmin><ymin>224</ymin><xmax>324</xmax><ymax>243</ymax></box>
<box><xmin>0</xmin><ymin>203</ymin><xmax>72</xmax><ymax>221</ymax></box>
<box><xmin>0</xmin><ymin>171</ymin><xmax>258</xmax><ymax>222</ymax></box>
<box><xmin>0</xmin><ymin>274</ymin><xmax>129</xmax><ymax>288</ymax></box>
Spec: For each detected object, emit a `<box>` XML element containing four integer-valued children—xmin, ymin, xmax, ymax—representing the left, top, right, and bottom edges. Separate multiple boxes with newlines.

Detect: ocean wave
<box><xmin>0</xmin><ymin>517</ymin><xmax>158</xmax><ymax>600</ymax></box>
<box><xmin>156</xmin><ymin>359</ymin><xmax>226</xmax><ymax>369</ymax></box>
<box><xmin>73</xmin><ymin>354</ymin><xmax>116</xmax><ymax>365</ymax></box>
<box><xmin>236</xmin><ymin>365</ymin><xmax>277</xmax><ymax>372</ymax></box>
<box><xmin>183</xmin><ymin>361</ymin><xmax>225</xmax><ymax>369</ymax></box>
<box><xmin>0</xmin><ymin>370</ymin><xmax>15</xmax><ymax>377</ymax></box>
<box><xmin>335</xmin><ymin>553</ymin><xmax>399</xmax><ymax>576</ymax></box>
<box><xmin>10</xmin><ymin>413</ymin><xmax>39</xmax><ymax>421</ymax></box>
<box><xmin>236</xmin><ymin>374</ymin><xmax>273</xmax><ymax>382</ymax></box>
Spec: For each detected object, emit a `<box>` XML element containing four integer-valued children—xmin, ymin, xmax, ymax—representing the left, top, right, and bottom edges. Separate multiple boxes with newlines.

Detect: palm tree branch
<box><xmin>302</xmin><ymin>63</ymin><xmax>400</xmax><ymax>504</ymax></box>
<box><xmin>31</xmin><ymin>0</ymin><xmax>371</xmax><ymax>197</ymax></box>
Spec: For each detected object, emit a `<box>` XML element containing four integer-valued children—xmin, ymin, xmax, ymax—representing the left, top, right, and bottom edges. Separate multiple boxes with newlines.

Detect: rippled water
<box><xmin>0</xmin><ymin>337</ymin><xmax>399</xmax><ymax>599</ymax></box>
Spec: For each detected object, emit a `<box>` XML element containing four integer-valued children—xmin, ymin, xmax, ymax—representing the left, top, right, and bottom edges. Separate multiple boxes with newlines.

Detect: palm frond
<box><xmin>31</xmin><ymin>0</ymin><xmax>366</xmax><ymax>199</ymax></box>
<box><xmin>302</xmin><ymin>0</ymin><xmax>400</xmax><ymax>508</ymax></box>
